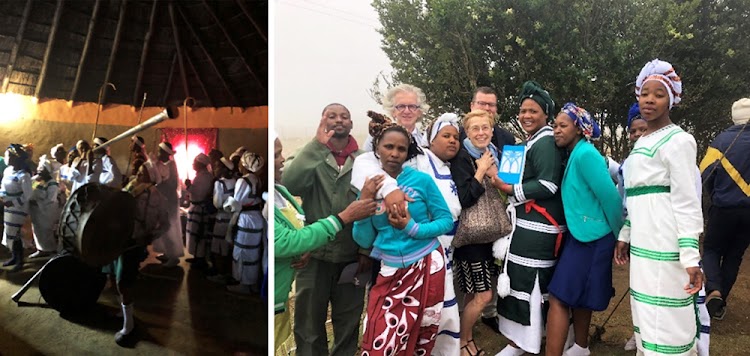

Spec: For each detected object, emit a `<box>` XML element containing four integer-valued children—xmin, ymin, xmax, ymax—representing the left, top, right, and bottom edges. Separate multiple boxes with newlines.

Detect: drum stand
<box><xmin>11</xmin><ymin>253</ymin><xmax>64</xmax><ymax>304</ymax></box>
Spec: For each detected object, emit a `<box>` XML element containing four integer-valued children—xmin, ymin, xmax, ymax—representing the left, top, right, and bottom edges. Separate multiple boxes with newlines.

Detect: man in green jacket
<box><xmin>281</xmin><ymin>103</ymin><xmax>371</xmax><ymax>355</ymax></box>
<box><xmin>274</xmin><ymin>133</ymin><xmax>377</xmax><ymax>351</ymax></box>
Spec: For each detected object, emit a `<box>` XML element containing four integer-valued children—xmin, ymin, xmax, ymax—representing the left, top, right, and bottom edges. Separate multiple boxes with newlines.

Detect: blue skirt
<box><xmin>548</xmin><ymin>232</ymin><xmax>615</xmax><ymax>311</ymax></box>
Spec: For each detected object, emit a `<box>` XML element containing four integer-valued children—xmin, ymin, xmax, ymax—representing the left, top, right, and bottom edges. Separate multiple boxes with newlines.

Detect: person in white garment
<box><xmin>1</xmin><ymin>144</ymin><xmax>33</xmax><ymax>272</ymax></box>
<box><xmin>66</xmin><ymin>140</ymin><xmax>102</xmax><ymax>194</ymax></box>
<box><xmin>29</xmin><ymin>155</ymin><xmax>62</xmax><ymax>258</ymax></box>
<box><xmin>224</xmin><ymin>152</ymin><xmax>265</xmax><ymax>294</ymax></box>
<box><xmin>615</xmin><ymin>59</ymin><xmax>704</xmax><ymax>356</ymax></box>
<box><xmin>150</xmin><ymin>142</ymin><xmax>183</xmax><ymax>267</ymax></box>
<box><xmin>185</xmin><ymin>153</ymin><xmax>214</xmax><ymax>270</ymax></box>
<box><xmin>207</xmin><ymin>157</ymin><xmax>238</xmax><ymax>284</ymax></box>
<box><xmin>363</xmin><ymin>84</ymin><xmax>430</xmax><ymax>151</ymax></box>
<box><xmin>93</xmin><ymin>137</ymin><xmax>122</xmax><ymax>188</ymax></box>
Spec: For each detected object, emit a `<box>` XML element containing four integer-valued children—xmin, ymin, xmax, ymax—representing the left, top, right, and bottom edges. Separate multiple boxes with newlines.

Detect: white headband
<box><xmin>50</xmin><ymin>143</ymin><xmax>64</xmax><ymax>156</ymax></box>
<box><xmin>159</xmin><ymin>142</ymin><xmax>175</xmax><ymax>155</ymax></box>
<box><xmin>429</xmin><ymin>113</ymin><xmax>460</xmax><ymax>143</ymax></box>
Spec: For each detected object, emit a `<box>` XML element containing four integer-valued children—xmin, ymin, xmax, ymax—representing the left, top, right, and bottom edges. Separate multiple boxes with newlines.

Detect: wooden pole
<box><xmin>69</xmin><ymin>0</ymin><xmax>101</xmax><ymax>101</ymax></box>
<box><xmin>2</xmin><ymin>0</ymin><xmax>33</xmax><ymax>93</ymax></box>
<box><xmin>35</xmin><ymin>0</ymin><xmax>65</xmax><ymax>99</ymax></box>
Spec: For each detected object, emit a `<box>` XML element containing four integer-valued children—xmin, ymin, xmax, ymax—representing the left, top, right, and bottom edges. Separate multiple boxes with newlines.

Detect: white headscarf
<box><xmin>429</xmin><ymin>113</ymin><xmax>460</xmax><ymax>143</ymax></box>
<box><xmin>37</xmin><ymin>154</ymin><xmax>52</xmax><ymax>174</ymax></box>
<box><xmin>241</xmin><ymin>152</ymin><xmax>265</xmax><ymax>173</ymax></box>
<box><xmin>635</xmin><ymin>59</ymin><xmax>682</xmax><ymax>109</ymax></box>
<box><xmin>50</xmin><ymin>143</ymin><xmax>64</xmax><ymax>157</ymax></box>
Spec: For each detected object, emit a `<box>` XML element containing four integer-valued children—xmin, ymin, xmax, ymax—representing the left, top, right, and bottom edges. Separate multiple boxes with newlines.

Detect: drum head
<box><xmin>39</xmin><ymin>255</ymin><xmax>106</xmax><ymax>313</ymax></box>
<box><xmin>60</xmin><ymin>183</ymin><xmax>137</xmax><ymax>266</ymax></box>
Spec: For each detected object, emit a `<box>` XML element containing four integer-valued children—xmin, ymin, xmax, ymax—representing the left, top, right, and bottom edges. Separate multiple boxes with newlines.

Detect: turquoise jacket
<box><xmin>561</xmin><ymin>140</ymin><xmax>623</xmax><ymax>242</ymax></box>
<box><xmin>353</xmin><ymin>166</ymin><xmax>453</xmax><ymax>268</ymax></box>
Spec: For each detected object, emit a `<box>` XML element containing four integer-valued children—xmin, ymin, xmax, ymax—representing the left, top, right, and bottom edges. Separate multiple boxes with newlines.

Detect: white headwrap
<box><xmin>220</xmin><ymin>157</ymin><xmax>235</xmax><ymax>170</ymax></box>
<box><xmin>50</xmin><ymin>143</ymin><xmax>64</xmax><ymax>156</ymax></box>
<box><xmin>241</xmin><ymin>152</ymin><xmax>265</xmax><ymax>173</ymax></box>
<box><xmin>37</xmin><ymin>154</ymin><xmax>52</xmax><ymax>173</ymax></box>
<box><xmin>132</xmin><ymin>135</ymin><xmax>145</xmax><ymax>147</ymax></box>
<box><xmin>93</xmin><ymin>137</ymin><xmax>107</xmax><ymax>146</ymax></box>
<box><xmin>635</xmin><ymin>59</ymin><xmax>682</xmax><ymax>109</ymax></box>
<box><xmin>429</xmin><ymin>113</ymin><xmax>460</xmax><ymax>143</ymax></box>
<box><xmin>732</xmin><ymin>98</ymin><xmax>750</xmax><ymax>125</ymax></box>
<box><xmin>159</xmin><ymin>142</ymin><xmax>175</xmax><ymax>155</ymax></box>
<box><xmin>194</xmin><ymin>153</ymin><xmax>210</xmax><ymax>166</ymax></box>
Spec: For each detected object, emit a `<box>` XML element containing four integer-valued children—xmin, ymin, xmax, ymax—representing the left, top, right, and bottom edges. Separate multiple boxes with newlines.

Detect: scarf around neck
<box><xmin>462</xmin><ymin>137</ymin><xmax>500</xmax><ymax>168</ymax></box>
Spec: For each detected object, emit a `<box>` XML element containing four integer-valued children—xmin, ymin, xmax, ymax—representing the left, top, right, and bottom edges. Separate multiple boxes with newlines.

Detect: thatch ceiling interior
<box><xmin>0</xmin><ymin>0</ymin><xmax>267</xmax><ymax>108</ymax></box>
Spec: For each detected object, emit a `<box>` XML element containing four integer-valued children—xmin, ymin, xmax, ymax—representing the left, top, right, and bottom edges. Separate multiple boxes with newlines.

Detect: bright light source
<box><xmin>172</xmin><ymin>140</ymin><xmax>207</xmax><ymax>181</ymax></box>
<box><xmin>0</xmin><ymin>93</ymin><xmax>29</xmax><ymax>123</ymax></box>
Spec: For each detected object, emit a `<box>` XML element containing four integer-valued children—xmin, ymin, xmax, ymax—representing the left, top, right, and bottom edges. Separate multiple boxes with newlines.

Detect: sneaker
<box><xmin>624</xmin><ymin>334</ymin><xmax>637</xmax><ymax>351</ymax></box>
<box><xmin>706</xmin><ymin>293</ymin><xmax>726</xmax><ymax>320</ymax></box>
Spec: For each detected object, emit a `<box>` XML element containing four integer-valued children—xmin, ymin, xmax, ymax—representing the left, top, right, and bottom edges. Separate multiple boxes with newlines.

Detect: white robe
<box><xmin>96</xmin><ymin>154</ymin><xmax>122</xmax><ymax>188</ymax></box>
<box><xmin>211</xmin><ymin>177</ymin><xmax>236</xmax><ymax>256</ymax></box>
<box><xmin>1</xmin><ymin>167</ymin><xmax>32</xmax><ymax>249</ymax></box>
<box><xmin>152</xmin><ymin>159</ymin><xmax>185</xmax><ymax>258</ymax></box>
<box><xmin>232</xmin><ymin>174</ymin><xmax>264</xmax><ymax>285</ymax></box>
<box><xmin>619</xmin><ymin>124</ymin><xmax>703</xmax><ymax>356</ymax></box>
<box><xmin>29</xmin><ymin>179</ymin><xmax>61</xmax><ymax>252</ymax></box>
<box><xmin>186</xmin><ymin>169</ymin><xmax>214</xmax><ymax>258</ymax></box>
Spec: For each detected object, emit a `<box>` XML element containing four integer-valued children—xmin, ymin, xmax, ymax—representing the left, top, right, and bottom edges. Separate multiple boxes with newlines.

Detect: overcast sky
<box><xmin>274</xmin><ymin>0</ymin><xmax>392</xmax><ymax>144</ymax></box>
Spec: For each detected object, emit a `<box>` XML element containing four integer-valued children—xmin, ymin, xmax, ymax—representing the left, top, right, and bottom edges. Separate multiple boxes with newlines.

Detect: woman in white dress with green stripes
<box><xmin>615</xmin><ymin>59</ymin><xmax>704</xmax><ymax>356</ymax></box>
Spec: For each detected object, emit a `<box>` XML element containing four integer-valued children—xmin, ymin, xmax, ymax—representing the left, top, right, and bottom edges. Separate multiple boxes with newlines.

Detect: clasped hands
<box><xmin>360</xmin><ymin>174</ymin><xmax>412</xmax><ymax>229</ymax></box>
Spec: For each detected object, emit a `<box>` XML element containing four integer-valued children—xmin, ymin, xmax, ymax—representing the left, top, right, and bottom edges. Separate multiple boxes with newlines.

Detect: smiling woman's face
<box><xmin>518</xmin><ymin>99</ymin><xmax>548</xmax><ymax>135</ymax></box>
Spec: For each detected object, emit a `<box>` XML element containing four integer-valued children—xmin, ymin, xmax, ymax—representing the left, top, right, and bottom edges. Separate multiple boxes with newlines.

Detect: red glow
<box><xmin>172</xmin><ymin>140</ymin><xmax>208</xmax><ymax>181</ymax></box>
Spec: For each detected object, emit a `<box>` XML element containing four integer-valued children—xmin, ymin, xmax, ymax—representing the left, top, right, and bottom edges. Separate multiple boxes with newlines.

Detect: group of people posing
<box><xmin>0</xmin><ymin>135</ymin><xmax>267</xmax><ymax>346</ymax></box>
<box><xmin>276</xmin><ymin>57</ymin><xmax>750</xmax><ymax>356</ymax></box>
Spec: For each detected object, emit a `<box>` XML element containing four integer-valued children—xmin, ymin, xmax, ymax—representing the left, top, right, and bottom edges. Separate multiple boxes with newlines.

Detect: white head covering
<box><xmin>429</xmin><ymin>113</ymin><xmax>460</xmax><ymax>143</ymax></box>
<box><xmin>194</xmin><ymin>153</ymin><xmax>210</xmax><ymax>166</ymax></box>
<box><xmin>93</xmin><ymin>137</ymin><xmax>107</xmax><ymax>146</ymax></box>
<box><xmin>50</xmin><ymin>143</ymin><xmax>64</xmax><ymax>157</ymax></box>
<box><xmin>37</xmin><ymin>154</ymin><xmax>52</xmax><ymax>173</ymax></box>
<box><xmin>635</xmin><ymin>59</ymin><xmax>682</xmax><ymax>109</ymax></box>
<box><xmin>241</xmin><ymin>152</ymin><xmax>265</xmax><ymax>173</ymax></box>
<box><xmin>159</xmin><ymin>142</ymin><xmax>175</xmax><ymax>155</ymax></box>
<box><xmin>132</xmin><ymin>135</ymin><xmax>145</xmax><ymax>147</ymax></box>
<box><xmin>229</xmin><ymin>146</ymin><xmax>248</xmax><ymax>160</ymax></box>
<box><xmin>732</xmin><ymin>98</ymin><xmax>750</xmax><ymax>125</ymax></box>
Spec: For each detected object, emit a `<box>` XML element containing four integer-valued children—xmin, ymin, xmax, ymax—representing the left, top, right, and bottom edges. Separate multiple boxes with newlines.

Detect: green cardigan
<box><xmin>561</xmin><ymin>140</ymin><xmax>623</xmax><ymax>242</ymax></box>
<box><xmin>274</xmin><ymin>184</ymin><xmax>343</xmax><ymax>313</ymax></box>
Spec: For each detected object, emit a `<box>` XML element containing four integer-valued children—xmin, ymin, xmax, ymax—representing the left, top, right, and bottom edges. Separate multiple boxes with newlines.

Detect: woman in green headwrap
<box><xmin>490</xmin><ymin>81</ymin><xmax>566</xmax><ymax>356</ymax></box>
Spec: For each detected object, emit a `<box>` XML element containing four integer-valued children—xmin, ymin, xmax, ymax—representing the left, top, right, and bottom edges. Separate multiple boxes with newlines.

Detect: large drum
<box><xmin>58</xmin><ymin>183</ymin><xmax>136</xmax><ymax>266</ymax></box>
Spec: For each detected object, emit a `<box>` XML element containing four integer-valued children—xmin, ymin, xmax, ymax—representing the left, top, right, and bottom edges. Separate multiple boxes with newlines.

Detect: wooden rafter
<box><xmin>235</xmin><ymin>0</ymin><xmax>266</xmax><ymax>43</ymax></box>
<box><xmin>168</xmin><ymin>2</ymin><xmax>190</xmax><ymax>101</ymax></box>
<box><xmin>34</xmin><ymin>0</ymin><xmax>65</xmax><ymax>99</ymax></box>
<box><xmin>100</xmin><ymin>0</ymin><xmax>128</xmax><ymax>105</ymax></box>
<box><xmin>132</xmin><ymin>0</ymin><xmax>159</xmax><ymax>107</ymax></box>
<box><xmin>184</xmin><ymin>49</ymin><xmax>213</xmax><ymax>107</ymax></box>
<box><xmin>176</xmin><ymin>4</ymin><xmax>239</xmax><ymax>107</ymax></box>
<box><xmin>2</xmin><ymin>0</ymin><xmax>33</xmax><ymax>93</ymax></box>
<box><xmin>69</xmin><ymin>0</ymin><xmax>101</xmax><ymax>101</ymax></box>
<box><xmin>202</xmin><ymin>0</ymin><xmax>264</xmax><ymax>91</ymax></box>
<box><xmin>161</xmin><ymin>52</ymin><xmax>177</xmax><ymax>106</ymax></box>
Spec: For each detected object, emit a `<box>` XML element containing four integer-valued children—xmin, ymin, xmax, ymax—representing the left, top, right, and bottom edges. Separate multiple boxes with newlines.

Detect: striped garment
<box><xmin>619</xmin><ymin>124</ymin><xmax>704</xmax><ymax>356</ymax></box>
<box><xmin>1</xmin><ymin>167</ymin><xmax>32</xmax><ymax>249</ymax></box>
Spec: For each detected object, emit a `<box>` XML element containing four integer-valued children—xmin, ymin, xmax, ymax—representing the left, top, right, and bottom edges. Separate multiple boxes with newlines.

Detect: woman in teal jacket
<box><xmin>273</xmin><ymin>135</ymin><xmax>377</xmax><ymax>351</ymax></box>
<box><xmin>353</xmin><ymin>117</ymin><xmax>453</xmax><ymax>356</ymax></box>
<box><xmin>545</xmin><ymin>103</ymin><xmax>623</xmax><ymax>356</ymax></box>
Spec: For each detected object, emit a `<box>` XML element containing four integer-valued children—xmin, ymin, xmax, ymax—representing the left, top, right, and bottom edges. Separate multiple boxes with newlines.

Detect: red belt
<box><xmin>524</xmin><ymin>200</ymin><xmax>564</xmax><ymax>257</ymax></box>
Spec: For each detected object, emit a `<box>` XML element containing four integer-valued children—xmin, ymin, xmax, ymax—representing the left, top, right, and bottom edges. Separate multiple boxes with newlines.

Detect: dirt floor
<box><xmin>0</xmin><ymin>245</ymin><xmax>268</xmax><ymax>356</ymax></box>
<box><xmin>278</xmin><ymin>253</ymin><xmax>750</xmax><ymax>355</ymax></box>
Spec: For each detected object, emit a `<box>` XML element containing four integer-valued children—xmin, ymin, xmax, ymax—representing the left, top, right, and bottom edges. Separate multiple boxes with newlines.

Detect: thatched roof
<box><xmin>0</xmin><ymin>0</ymin><xmax>267</xmax><ymax>108</ymax></box>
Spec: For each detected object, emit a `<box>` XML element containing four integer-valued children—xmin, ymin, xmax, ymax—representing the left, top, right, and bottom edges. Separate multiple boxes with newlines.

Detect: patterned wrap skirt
<box><xmin>361</xmin><ymin>247</ymin><xmax>446</xmax><ymax>356</ymax></box>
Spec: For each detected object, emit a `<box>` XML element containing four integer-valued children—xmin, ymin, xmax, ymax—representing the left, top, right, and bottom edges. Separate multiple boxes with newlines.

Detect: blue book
<box><xmin>498</xmin><ymin>145</ymin><xmax>526</xmax><ymax>184</ymax></box>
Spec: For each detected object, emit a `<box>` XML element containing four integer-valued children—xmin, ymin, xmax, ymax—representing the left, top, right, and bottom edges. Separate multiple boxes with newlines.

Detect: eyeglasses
<box><xmin>394</xmin><ymin>104</ymin><xmax>421</xmax><ymax>112</ymax></box>
<box><xmin>473</xmin><ymin>101</ymin><xmax>497</xmax><ymax>109</ymax></box>
<box><xmin>468</xmin><ymin>125</ymin><xmax>493</xmax><ymax>133</ymax></box>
